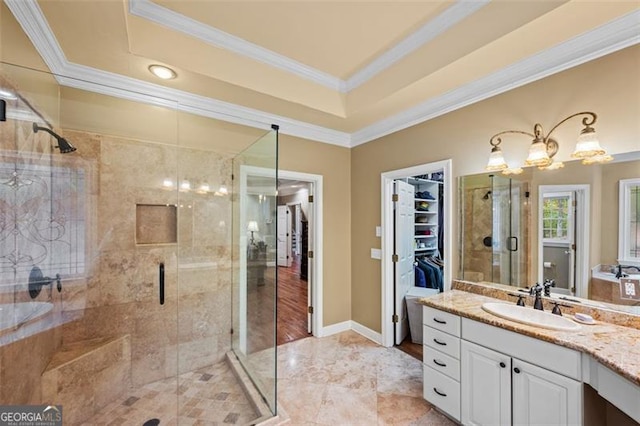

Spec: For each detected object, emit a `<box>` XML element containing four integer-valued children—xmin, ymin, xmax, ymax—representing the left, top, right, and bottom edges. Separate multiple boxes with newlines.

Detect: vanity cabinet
<box><xmin>461</xmin><ymin>340</ymin><xmax>582</xmax><ymax>425</ymax></box>
<box><xmin>422</xmin><ymin>306</ymin><xmax>461</xmax><ymax>421</ymax></box>
<box><xmin>422</xmin><ymin>306</ymin><xmax>583</xmax><ymax>425</ymax></box>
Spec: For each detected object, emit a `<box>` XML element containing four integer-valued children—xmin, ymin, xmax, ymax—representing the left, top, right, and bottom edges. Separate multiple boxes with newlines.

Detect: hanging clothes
<box><xmin>416</xmin><ymin>258</ymin><xmax>443</xmax><ymax>291</ymax></box>
<box><xmin>415</xmin><ymin>264</ymin><xmax>427</xmax><ymax>287</ymax></box>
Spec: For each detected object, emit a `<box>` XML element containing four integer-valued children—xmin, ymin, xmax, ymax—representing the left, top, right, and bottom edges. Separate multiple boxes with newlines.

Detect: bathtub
<box><xmin>0</xmin><ymin>302</ymin><xmax>54</xmax><ymax>337</ymax></box>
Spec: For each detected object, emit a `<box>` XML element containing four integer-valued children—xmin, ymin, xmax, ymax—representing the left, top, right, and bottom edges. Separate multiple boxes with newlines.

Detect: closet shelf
<box><xmin>415</xmin><ymin>210</ymin><xmax>437</xmax><ymax>214</ymax></box>
<box><xmin>414</xmin><ymin>198</ymin><xmax>438</xmax><ymax>203</ymax></box>
<box><xmin>416</xmin><ymin>247</ymin><xmax>437</xmax><ymax>252</ymax></box>
<box><xmin>414</xmin><ymin>223</ymin><xmax>437</xmax><ymax>226</ymax></box>
<box><xmin>414</xmin><ymin>235</ymin><xmax>436</xmax><ymax>238</ymax></box>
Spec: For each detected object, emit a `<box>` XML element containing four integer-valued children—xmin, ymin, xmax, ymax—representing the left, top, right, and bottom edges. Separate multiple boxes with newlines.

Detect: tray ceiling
<box><xmin>4</xmin><ymin>0</ymin><xmax>640</xmax><ymax>146</ymax></box>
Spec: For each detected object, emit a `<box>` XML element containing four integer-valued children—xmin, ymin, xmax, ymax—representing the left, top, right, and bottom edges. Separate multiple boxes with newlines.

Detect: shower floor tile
<box><xmin>82</xmin><ymin>361</ymin><xmax>259</xmax><ymax>426</ymax></box>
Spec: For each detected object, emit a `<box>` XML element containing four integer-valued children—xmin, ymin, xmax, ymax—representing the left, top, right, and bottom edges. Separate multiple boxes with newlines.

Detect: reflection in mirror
<box><xmin>460</xmin><ymin>152</ymin><xmax>640</xmax><ymax>315</ymax></box>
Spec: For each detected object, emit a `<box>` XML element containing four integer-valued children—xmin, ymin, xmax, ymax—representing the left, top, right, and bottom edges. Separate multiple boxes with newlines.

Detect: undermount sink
<box><xmin>481</xmin><ymin>302</ymin><xmax>581</xmax><ymax>331</ymax></box>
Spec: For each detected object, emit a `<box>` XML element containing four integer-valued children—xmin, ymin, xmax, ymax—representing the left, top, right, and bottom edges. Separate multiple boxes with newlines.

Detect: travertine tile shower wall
<box><xmin>0</xmin><ymin>117</ymin><xmax>64</xmax><ymax>404</ymax></box>
<box><xmin>59</xmin><ymin>129</ymin><xmax>234</xmax><ymax>388</ymax></box>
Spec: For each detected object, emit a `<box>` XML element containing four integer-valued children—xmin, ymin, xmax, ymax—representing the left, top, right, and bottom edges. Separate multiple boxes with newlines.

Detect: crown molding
<box><xmin>129</xmin><ymin>0</ymin><xmax>346</xmax><ymax>93</ymax></box>
<box><xmin>6</xmin><ymin>0</ymin><xmax>639</xmax><ymax>150</ymax></box>
<box><xmin>7</xmin><ymin>0</ymin><xmax>351</xmax><ymax>147</ymax></box>
<box><xmin>129</xmin><ymin>0</ymin><xmax>489</xmax><ymax>95</ymax></box>
<box><xmin>4</xmin><ymin>0</ymin><xmax>68</xmax><ymax>73</ymax></box>
<box><xmin>57</xmin><ymin>63</ymin><xmax>352</xmax><ymax>147</ymax></box>
<box><xmin>344</xmin><ymin>0</ymin><xmax>489</xmax><ymax>92</ymax></box>
<box><xmin>350</xmin><ymin>10</ymin><xmax>640</xmax><ymax>147</ymax></box>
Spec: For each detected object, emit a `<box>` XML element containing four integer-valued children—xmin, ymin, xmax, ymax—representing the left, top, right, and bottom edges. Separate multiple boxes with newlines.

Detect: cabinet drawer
<box><xmin>423</xmin><ymin>306</ymin><xmax>460</xmax><ymax>336</ymax></box>
<box><xmin>424</xmin><ymin>366</ymin><xmax>461</xmax><ymax>421</ymax></box>
<box><xmin>424</xmin><ymin>325</ymin><xmax>460</xmax><ymax>359</ymax></box>
<box><xmin>424</xmin><ymin>346</ymin><xmax>460</xmax><ymax>381</ymax></box>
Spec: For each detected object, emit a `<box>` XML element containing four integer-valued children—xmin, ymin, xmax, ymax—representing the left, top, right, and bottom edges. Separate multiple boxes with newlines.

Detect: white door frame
<box><xmin>381</xmin><ymin>159</ymin><xmax>452</xmax><ymax>348</ymax></box>
<box><xmin>537</xmin><ymin>185</ymin><xmax>590</xmax><ymax>298</ymax></box>
<box><xmin>279</xmin><ymin>170</ymin><xmax>323</xmax><ymax>338</ymax></box>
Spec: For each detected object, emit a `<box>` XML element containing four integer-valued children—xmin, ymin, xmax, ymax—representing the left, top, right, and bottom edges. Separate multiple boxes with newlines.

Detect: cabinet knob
<box><xmin>514</xmin><ymin>367</ymin><xmax>521</xmax><ymax>374</ymax></box>
<box><xmin>499</xmin><ymin>362</ymin><xmax>506</xmax><ymax>368</ymax></box>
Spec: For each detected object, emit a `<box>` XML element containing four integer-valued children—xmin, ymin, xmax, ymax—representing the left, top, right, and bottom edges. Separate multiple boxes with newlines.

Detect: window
<box><xmin>542</xmin><ymin>192</ymin><xmax>573</xmax><ymax>243</ymax></box>
<box><xmin>619</xmin><ymin>178</ymin><xmax>640</xmax><ymax>266</ymax></box>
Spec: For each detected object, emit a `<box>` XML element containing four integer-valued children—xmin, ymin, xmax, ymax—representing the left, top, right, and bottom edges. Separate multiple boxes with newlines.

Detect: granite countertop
<box><xmin>419</xmin><ymin>289</ymin><xmax>640</xmax><ymax>386</ymax></box>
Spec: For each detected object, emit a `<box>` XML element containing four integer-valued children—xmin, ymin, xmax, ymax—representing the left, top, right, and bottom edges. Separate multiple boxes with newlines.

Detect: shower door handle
<box><xmin>507</xmin><ymin>236</ymin><xmax>518</xmax><ymax>252</ymax></box>
<box><xmin>159</xmin><ymin>262</ymin><xmax>165</xmax><ymax>305</ymax></box>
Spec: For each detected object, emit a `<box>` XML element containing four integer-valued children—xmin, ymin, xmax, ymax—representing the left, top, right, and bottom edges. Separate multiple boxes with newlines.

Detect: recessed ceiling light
<box><xmin>148</xmin><ymin>64</ymin><xmax>177</xmax><ymax>80</ymax></box>
<box><xmin>0</xmin><ymin>89</ymin><xmax>17</xmax><ymax>100</ymax></box>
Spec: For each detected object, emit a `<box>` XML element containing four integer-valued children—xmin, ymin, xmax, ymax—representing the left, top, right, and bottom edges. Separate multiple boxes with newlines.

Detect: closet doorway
<box><xmin>277</xmin><ymin>171</ymin><xmax>323</xmax><ymax>344</ymax></box>
<box><xmin>381</xmin><ymin>160</ymin><xmax>452</xmax><ymax>352</ymax></box>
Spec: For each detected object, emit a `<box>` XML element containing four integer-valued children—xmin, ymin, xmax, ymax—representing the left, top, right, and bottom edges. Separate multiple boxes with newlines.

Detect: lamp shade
<box><xmin>571</xmin><ymin>127</ymin><xmax>605</xmax><ymax>159</ymax></box>
<box><xmin>486</xmin><ymin>146</ymin><xmax>508</xmax><ymax>171</ymax></box>
<box><xmin>247</xmin><ymin>221</ymin><xmax>259</xmax><ymax>232</ymax></box>
<box><xmin>524</xmin><ymin>140</ymin><xmax>551</xmax><ymax>167</ymax></box>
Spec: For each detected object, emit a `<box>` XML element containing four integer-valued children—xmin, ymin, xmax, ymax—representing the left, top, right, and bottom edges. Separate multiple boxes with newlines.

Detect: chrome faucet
<box><xmin>529</xmin><ymin>283</ymin><xmax>544</xmax><ymax>311</ymax></box>
<box><xmin>615</xmin><ymin>265</ymin><xmax>640</xmax><ymax>278</ymax></box>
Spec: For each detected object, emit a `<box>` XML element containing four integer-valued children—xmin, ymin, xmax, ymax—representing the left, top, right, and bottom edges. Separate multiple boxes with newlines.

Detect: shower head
<box><xmin>483</xmin><ymin>190</ymin><xmax>492</xmax><ymax>200</ymax></box>
<box><xmin>33</xmin><ymin>123</ymin><xmax>77</xmax><ymax>153</ymax></box>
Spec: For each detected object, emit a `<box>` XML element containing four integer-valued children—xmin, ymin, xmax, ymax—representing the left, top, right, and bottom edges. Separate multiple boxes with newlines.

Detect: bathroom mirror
<box><xmin>459</xmin><ymin>151</ymin><xmax>640</xmax><ymax>314</ymax></box>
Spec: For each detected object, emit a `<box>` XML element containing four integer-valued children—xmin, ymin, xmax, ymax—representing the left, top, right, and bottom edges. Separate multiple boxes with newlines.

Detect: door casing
<box><xmin>537</xmin><ymin>185</ymin><xmax>590</xmax><ymax>298</ymax></box>
<box><xmin>381</xmin><ymin>159</ymin><xmax>452</xmax><ymax>348</ymax></box>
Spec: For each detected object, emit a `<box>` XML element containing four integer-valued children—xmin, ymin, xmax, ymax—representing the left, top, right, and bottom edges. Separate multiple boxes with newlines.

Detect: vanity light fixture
<box><xmin>148</xmin><ymin>64</ymin><xmax>177</xmax><ymax>80</ymax></box>
<box><xmin>486</xmin><ymin>111</ymin><xmax>611</xmax><ymax>175</ymax></box>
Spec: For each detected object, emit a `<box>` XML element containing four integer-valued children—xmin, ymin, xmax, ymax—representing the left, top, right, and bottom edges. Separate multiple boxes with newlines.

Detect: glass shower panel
<box><xmin>491</xmin><ymin>175</ymin><xmax>528</xmax><ymax>286</ymax></box>
<box><xmin>231</xmin><ymin>127</ymin><xmax>278</xmax><ymax>415</ymax></box>
<box><xmin>0</xmin><ymin>62</ymin><xmax>182</xmax><ymax>424</ymax></box>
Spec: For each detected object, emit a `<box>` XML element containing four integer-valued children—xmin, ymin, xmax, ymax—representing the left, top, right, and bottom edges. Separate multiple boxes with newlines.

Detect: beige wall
<box><xmin>280</xmin><ymin>135</ymin><xmax>352</xmax><ymax>326</ymax></box>
<box><xmin>600</xmin><ymin>161</ymin><xmax>640</xmax><ymax>265</ymax></box>
<box><xmin>351</xmin><ymin>45</ymin><xmax>640</xmax><ymax>332</ymax></box>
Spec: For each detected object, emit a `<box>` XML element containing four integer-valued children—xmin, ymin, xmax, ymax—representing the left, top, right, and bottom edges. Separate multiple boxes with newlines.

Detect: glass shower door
<box><xmin>491</xmin><ymin>175</ymin><xmax>528</xmax><ymax>286</ymax></box>
<box><xmin>231</xmin><ymin>127</ymin><xmax>278</xmax><ymax>415</ymax></box>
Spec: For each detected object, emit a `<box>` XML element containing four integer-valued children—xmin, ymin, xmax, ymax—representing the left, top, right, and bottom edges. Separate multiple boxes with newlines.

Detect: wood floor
<box><xmin>397</xmin><ymin>336</ymin><xmax>423</xmax><ymax>361</ymax></box>
<box><xmin>277</xmin><ymin>256</ymin><xmax>310</xmax><ymax>346</ymax></box>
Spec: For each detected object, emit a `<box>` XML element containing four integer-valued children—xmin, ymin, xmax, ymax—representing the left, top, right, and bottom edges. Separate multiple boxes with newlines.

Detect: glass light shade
<box><xmin>538</xmin><ymin>161</ymin><xmax>565</xmax><ymax>171</ymax></box>
<box><xmin>180</xmin><ymin>180</ymin><xmax>191</xmax><ymax>191</ymax></box>
<box><xmin>247</xmin><ymin>221</ymin><xmax>259</xmax><ymax>232</ymax></box>
<box><xmin>581</xmin><ymin>153</ymin><xmax>613</xmax><ymax>165</ymax></box>
<box><xmin>486</xmin><ymin>147</ymin><xmax>508</xmax><ymax>171</ymax></box>
<box><xmin>571</xmin><ymin>127</ymin><xmax>604</xmax><ymax>159</ymax></box>
<box><xmin>502</xmin><ymin>167</ymin><xmax>523</xmax><ymax>175</ymax></box>
<box><xmin>524</xmin><ymin>141</ymin><xmax>551</xmax><ymax>167</ymax></box>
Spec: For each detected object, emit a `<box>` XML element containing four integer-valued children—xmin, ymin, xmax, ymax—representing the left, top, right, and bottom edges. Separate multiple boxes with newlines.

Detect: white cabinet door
<box><xmin>461</xmin><ymin>340</ymin><xmax>511</xmax><ymax>426</ymax></box>
<box><xmin>512</xmin><ymin>358</ymin><xmax>582</xmax><ymax>426</ymax></box>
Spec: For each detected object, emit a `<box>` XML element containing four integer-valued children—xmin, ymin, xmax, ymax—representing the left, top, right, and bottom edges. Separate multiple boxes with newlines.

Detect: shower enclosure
<box><xmin>0</xmin><ymin>62</ymin><xmax>278</xmax><ymax>424</ymax></box>
<box><xmin>460</xmin><ymin>173</ymin><xmax>529</xmax><ymax>287</ymax></box>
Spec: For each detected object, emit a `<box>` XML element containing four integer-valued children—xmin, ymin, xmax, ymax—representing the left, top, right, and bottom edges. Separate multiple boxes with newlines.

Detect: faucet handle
<box><xmin>508</xmin><ymin>293</ymin><xmax>526</xmax><ymax>306</ymax></box>
<box><xmin>550</xmin><ymin>301</ymin><xmax>572</xmax><ymax>316</ymax></box>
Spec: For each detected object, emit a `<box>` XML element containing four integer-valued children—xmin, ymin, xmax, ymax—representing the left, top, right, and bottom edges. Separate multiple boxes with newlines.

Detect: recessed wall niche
<box><xmin>136</xmin><ymin>204</ymin><xmax>177</xmax><ymax>244</ymax></box>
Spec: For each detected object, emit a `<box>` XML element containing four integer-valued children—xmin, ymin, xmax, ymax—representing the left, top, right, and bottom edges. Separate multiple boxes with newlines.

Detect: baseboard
<box><xmin>350</xmin><ymin>321</ymin><xmax>383</xmax><ymax>345</ymax></box>
<box><xmin>319</xmin><ymin>320</ymin><xmax>351</xmax><ymax>337</ymax></box>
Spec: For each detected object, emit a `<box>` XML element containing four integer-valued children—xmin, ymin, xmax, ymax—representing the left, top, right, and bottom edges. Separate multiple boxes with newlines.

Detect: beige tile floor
<box><xmin>272</xmin><ymin>330</ymin><xmax>456</xmax><ymax>426</ymax></box>
<box><xmin>83</xmin><ymin>330</ymin><xmax>455</xmax><ymax>425</ymax></box>
<box><xmin>82</xmin><ymin>361</ymin><xmax>259</xmax><ymax>425</ymax></box>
